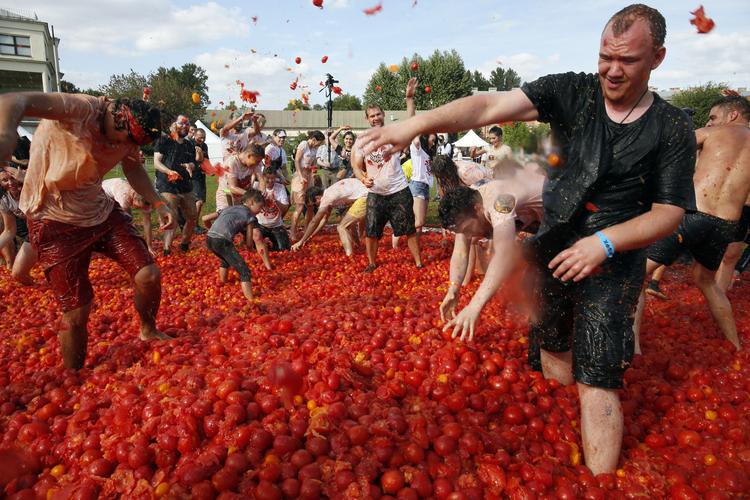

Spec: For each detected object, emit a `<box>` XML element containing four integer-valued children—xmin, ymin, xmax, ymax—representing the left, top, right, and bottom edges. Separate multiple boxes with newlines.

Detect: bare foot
<box><xmin>363</xmin><ymin>264</ymin><xmax>378</xmax><ymax>274</ymax></box>
<box><xmin>140</xmin><ymin>328</ymin><xmax>173</xmax><ymax>341</ymax></box>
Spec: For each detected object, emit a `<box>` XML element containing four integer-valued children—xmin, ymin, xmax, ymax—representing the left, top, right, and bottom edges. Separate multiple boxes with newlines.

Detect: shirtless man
<box><xmin>0</xmin><ymin>92</ymin><xmax>175</xmax><ymax>370</ymax></box>
<box><xmin>638</xmin><ymin>95</ymin><xmax>750</xmax><ymax>351</ymax></box>
<box><xmin>291</xmin><ymin>178</ymin><xmax>368</xmax><ymax>256</ymax></box>
<box><xmin>439</xmin><ymin>167</ymin><xmax>544</xmax><ymax>341</ymax></box>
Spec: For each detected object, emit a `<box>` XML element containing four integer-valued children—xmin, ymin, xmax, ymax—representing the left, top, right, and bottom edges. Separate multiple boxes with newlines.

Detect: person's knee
<box><xmin>723</xmin><ymin>243</ymin><xmax>743</xmax><ymax>261</ymax></box>
<box><xmin>62</xmin><ymin>304</ymin><xmax>92</xmax><ymax>331</ymax></box>
<box><xmin>692</xmin><ymin>264</ymin><xmax>716</xmax><ymax>289</ymax></box>
<box><xmin>135</xmin><ymin>264</ymin><xmax>161</xmax><ymax>288</ymax></box>
<box><xmin>645</xmin><ymin>259</ymin><xmax>661</xmax><ymax>274</ymax></box>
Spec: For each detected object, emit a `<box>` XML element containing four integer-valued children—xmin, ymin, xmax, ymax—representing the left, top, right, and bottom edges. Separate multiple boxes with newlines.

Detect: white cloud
<box><xmin>652</xmin><ymin>30</ymin><xmax>750</xmax><ymax>90</ymax></box>
<box><xmin>29</xmin><ymin>0</ymin><xmax>250</xmax><ymax>56</ymax></box>
<box><xmin>194</xmin><ymin>48</ymin><xmax>301</xmax><ymax>109</ymax></box>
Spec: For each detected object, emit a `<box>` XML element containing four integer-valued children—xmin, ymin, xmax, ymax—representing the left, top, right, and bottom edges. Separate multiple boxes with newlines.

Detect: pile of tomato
<box><xmin>0</xmin><ymin>231</ymin><xmax>748</xmax><ymax>499</ymax></box>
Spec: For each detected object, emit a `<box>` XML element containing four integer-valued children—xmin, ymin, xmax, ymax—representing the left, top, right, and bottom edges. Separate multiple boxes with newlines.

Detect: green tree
<box><xmin>312</xmin><ymin>104</ymin><xmax>325</xmax><ymax>111</ymax></box>
<box><xmin>99</xmin><ymin>70</ymin><xmax>148</xmax><ymax>100</ymax></box>
<box><xmin>363</xmin><ymin>50</ymin><xmax>472</xmax><ymax>110</ymax></box>
<box><xmin>502</xmin><ymin>122</ymin><xmax>531</xmax><ymax>151</ymax></box>
<box><xmin>98</xmin><ymin>64</ymin><xmax>209</xmax><ymax>124</ymax></box>
<box><xmin>331</xmin><ymin>93</ymin><xmax>362</xmax><ymax>111</ymax></box>
<box><xmin>60</xmin><ymin>80</ymin><xmax>80</xmax><ymax>93</ymax></box>
<box><xmin>670</xmin><ymin>82</ymin><xmax>729</xmax><ymax>129</ymax></box>
<box><xmin>489</xmin><ymin>67</ymin><xmax>522</xmax><ymax>91</ymax></box>
<box><xmin>362</xmin><ymin>63</ymin><xmax>404</xmax><ymax>110</ymax></box>
<box><xmin>470</xmin><ymin>70</ymin><xmax>490</xmax><ymax>91</ymax></box>
<box><xmin>285</xmin><ymin>99</ymin><xmax>310</xmax><ymax>111</ymax></box>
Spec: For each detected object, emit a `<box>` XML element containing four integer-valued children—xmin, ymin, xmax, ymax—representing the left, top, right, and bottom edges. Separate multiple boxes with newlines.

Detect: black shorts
<box><xmin>259</xmin><ymin>225</ymin><xmax>291</xmax><ymax>251</ymax></box>
<box><xmin>365</xmin><ymin>187</ymin><xmax>415</xmax><ymax>239</ymax></box>
<box><xmin>192</xmin><ymin>177</ymin><xmax>207</xmax><ymax>203</ymax></box>
<box><xmin>647</xmin><ymin>211</ymin><xmax>739</xmax><ymax>271</ymax></box>
<box><xmin>15</xmin><ymin>216</ymin><xmax>29</xmax><ymax>242</ymax></box>
<box><xmin>530</xmin><ymin>249</ymin><xmax>645</xmax><ymax>389</ymax></box>
<box><xmin>734</xmin><ymin>206</ymin><xmax>750</xmax><ymax>242</ymax></box>
<box><xmin>207</xmin><ymin>236</ymin><xmax>251</xmax><ymax>282</ymax></box>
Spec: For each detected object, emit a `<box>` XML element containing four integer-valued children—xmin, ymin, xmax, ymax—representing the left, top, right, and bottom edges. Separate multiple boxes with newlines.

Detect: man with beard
<box><xmin>354</xmin><ymin>4</ymin><xmax>695</xmax><ymax>475</ymax></box>
<box><xmin>154</xmin><ymin>116</ymin><xmax>197</xmax><ymax>255</ymax></box>
<box><xmin>0</xmin><ymin>92</ymin><xmax>175</xmax><ymax>369</ymax></box>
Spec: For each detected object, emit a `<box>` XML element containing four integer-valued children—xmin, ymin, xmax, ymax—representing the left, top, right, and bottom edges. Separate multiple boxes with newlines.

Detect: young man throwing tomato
<box><xmin>352</xmin><ymin>78</ymin><xmax>423</xmax><ymax>272</ymax></box>
<box><xmin>355</xmin><ymin>5</ymin><xmax>696</xmax><ymax>475</ymax></box>
<box><xmin>0</xmin><ymin>92</ymin><xmax>176</xmax><ymax>370</ymax></box>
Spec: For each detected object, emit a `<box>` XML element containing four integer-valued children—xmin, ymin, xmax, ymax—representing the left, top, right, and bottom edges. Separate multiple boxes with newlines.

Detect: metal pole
<box><xmin>51</xmin><ymin>25</ymin><xmax>61</xmax><ymax>92</ymax></box>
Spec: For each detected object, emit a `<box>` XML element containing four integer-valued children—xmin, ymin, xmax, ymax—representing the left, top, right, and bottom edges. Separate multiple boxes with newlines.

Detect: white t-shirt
<box><xmin>360</xmin><ymin>145</ymin><xmax>407</xmax><ymax>196</ymax></box>
<box><xmin>409</xmin><ymin>143</ymin><xmax>433</xmax><ymax>186</ymax></box>
<box><xmin>297</xmin><ymin>141</ymin><xmax>318</xmax><ymax>171</ymax></box>
<box><xmin>102</xmin><ymin>178</ymin><xmax>150</xmax><ymax>213</ymax></box>
<box><xmin>486</xmin><ymin>144</ymin><xmax>513</xmax><ymax>170</ymax></box>
<box><xmin>257</xmin><ymin>183</ymin><xmax>289</xmax><ymax>228</ymax></box>
<box><xmin>265</xmin><ymin>143</ymin><xmax>287</xmax><ymax>170</ymax></box>
<box><xmin>319</xmin><ymin>178</ymin><xmax>368</xmax><ymax>211</ymax></box>
<box><xmin>217</xmin><ymin>155</ymin><xmax>259</xmax><ymax>211</ymax></box>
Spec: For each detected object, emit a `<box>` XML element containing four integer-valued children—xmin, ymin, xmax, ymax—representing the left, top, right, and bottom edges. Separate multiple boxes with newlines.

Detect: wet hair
<box><xmin>488</xmin><ymin>126</ymin><xmax>503</xmax><ymax>137</ymax></box>
<box><xmin>114</xmin><ymin>98</ymin><xmax>162</xmax><ymax>142</ymax></box>
<box><xmin>607</xmin><ymin>4</ymin><xmax>666</xmax><ymax>50</ymax></box>
<box><xmin>365</xmin><ymin>104</ymin><xmax>384</xmax><ymax>118</ymax></box>
<box><xmin>247</xmin><ymin>144</ymin><xmax>265</xmax><ymax>158</ymax></box>
<box><xmin>432</xmin><ymin>155</ymin><xmax>465</xmax><ymax>191</ymax></box>
<box><xmin>262</xmin><ymin>166</ymin><xmax>276</xmax><ymax>177</ymax></box>
<box><xmin>308</xmin><ymin>130</ymin><xmax>325</xmax><ymax>142</ymax></box>
<box><xmin>710</xmin><ymin>96</ymin><xmax>750</xmax><ymax>121</ymax></box>
<box><xmin>242</xmin><ymin>188</ymin><xmax>265</xmax><ymax>204</ymax></box>
<box><xmin>305</xmin><ymin>186</ymin><xmax>324</xmax><ymax>205</ymax></box>
<box><xmin>418</xmin><ymin>134</ymin><xmax>438</xmax><ymax>158</ymax></box>
<box><xmin>438</xmin><ymin>186</ymin><xmax>481</xmax><ymax>229</ymax></box>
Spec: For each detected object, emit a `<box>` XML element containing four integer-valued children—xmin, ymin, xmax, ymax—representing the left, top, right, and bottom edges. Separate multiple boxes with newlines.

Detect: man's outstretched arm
<box><xmin>357</xmin><ymin>89</ymin><xmax>539</xmax><ymax>158</ymax></box>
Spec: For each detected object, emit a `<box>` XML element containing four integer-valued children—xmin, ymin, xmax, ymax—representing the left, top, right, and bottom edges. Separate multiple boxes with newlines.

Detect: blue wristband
<box><xmin>595</xmin><ymin>231</ymin><xmax>615</xmax><ymax>258</ymax></box>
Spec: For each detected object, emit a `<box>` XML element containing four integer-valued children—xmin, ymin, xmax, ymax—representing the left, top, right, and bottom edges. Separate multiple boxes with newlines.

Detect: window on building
<box><xmin>0</xmin><ymin>70</ymin><xmax>43</xmax><ymax>93</ymax></box>
<box><xmin>0</xmin><ymin>34</ymin><xmax>32</xmax><ymax>57</ymax></box>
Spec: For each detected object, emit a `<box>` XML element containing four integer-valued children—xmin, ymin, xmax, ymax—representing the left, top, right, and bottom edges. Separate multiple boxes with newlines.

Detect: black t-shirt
<box><xmin>521</xmin><ymin>72</ymin><xmax>696</xmax><ymax>239</ymax></box>
<box><xmin>188</xmin><ymin>139</ymin><xmax>209</xmax><ymax>181</ymax></box>
<box><xmin>154</xmin><ymin>135</ymin><xmax>195</xmax><ymax>194</ymax></box>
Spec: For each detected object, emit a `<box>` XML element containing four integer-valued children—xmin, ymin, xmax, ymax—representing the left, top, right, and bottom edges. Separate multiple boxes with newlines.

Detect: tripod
<box><xmin>320</xmin><ymin>73</ymin><xmax>338</xmax><ymax>161</ymax></box>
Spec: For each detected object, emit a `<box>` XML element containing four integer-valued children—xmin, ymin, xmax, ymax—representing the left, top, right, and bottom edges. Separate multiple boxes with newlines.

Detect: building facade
<box><xmin>0</xmin><ymin>7</ymin><xmax>60</xmax><ymax>94</ymax></box>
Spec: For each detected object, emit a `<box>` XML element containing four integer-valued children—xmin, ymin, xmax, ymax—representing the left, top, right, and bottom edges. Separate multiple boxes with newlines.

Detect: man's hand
<box><xmin>183</xmin><ymin>163</ymin><xmax>195</xmax><ymax>178</ymax></box>
<box><xmin>406</xmin><ymin>77</ymin><xmax>418</xmax><ymax>99</ymax></box>
<box><xmin>291</xmin><ymin>240</ymin><xmax>305</xmax><ymax>252</ymax></box>
<box><xmin>242</xmin><ymin>110</ymin><xmax>255</xmax><ymax>120</ymax></box>
<box><xmin>156</xmin><ymin>204</ymin><xmax>176</xmax><ymax>231</ymax></box>
<box><xmin>443</xmin><ymin>303</ymin><xmax>481</xmax><ymax>342</ymax></box>
<box><xmin>362</xmin><ymin>176</ymin><xmax>374</xmax><ymax>188</ymax></box>
<box><xmin>439</xmin><ymin>291</ymin><xmax>459</xmax><ymax>322</ymax></box>
<box><xmin>356</xmin><ymin>123</ymin><xmax>418</xmax><ymax>159</ymax></box>
<box><xmin>167</xmin><ymin>170</ymin><xmax>182</xmax><ymax>182</ymax></box>
<box><xmin>147</xmin><ymin>246</ymin><xmax>158</xmax><ymax>258</ymax></box>
<box><xmin>549</xmin><ymin>234</ymin><xmax>607</xmax><ymax>282</ymax></box>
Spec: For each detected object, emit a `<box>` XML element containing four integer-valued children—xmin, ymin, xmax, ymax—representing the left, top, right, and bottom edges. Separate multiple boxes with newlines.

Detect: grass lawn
<box><xmin>106</xmin><ymin>157</ymin><xmax>442</xmax><ymax>228</ymax></box>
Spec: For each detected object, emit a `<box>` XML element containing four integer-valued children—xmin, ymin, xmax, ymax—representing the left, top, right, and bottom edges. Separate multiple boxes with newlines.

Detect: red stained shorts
<box><xmin>28</xmin><ymin>206</ymin><xmax>154</xmax><ymax>312</ymax></box>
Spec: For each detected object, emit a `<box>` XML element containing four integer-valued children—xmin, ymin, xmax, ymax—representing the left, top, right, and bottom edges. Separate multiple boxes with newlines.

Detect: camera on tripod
<box><xmin>324</xmin><ymin>73</ymin><xmax>339</xmax><ymax>87</ymax></box>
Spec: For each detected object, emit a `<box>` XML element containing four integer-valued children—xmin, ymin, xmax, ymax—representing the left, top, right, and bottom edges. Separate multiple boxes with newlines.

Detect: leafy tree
<box><xmin>470</xmin><ymin>70</ymin><xmax>491</xmax><ymax>91</ymax></box>
<box><xmin>362</xmin><ymin>63</ymin><xmax>404</xmax><ymax>110</ymax></box>
<box><xmin>490</xmin><ymin>67</ymin><xmax>522</xmax><ymax>91</ymax></box>
<box><xmin>285</xmin><ymin>99</ymin><xmax>310</xmax><ymax>111</ymax></box>
<box><xmin>97</xmin><ymin>63</ymin><xmax>210</xmax><ymax>124</ymax></box>
<box><xmin>60</xmin><ymin>80</ymin><xmax>80</xmax><ymax>93</ymax></box>
<box><xmin>501</xmin><ymin>122</ymin><xmax>550</xmax><ymax>154</ymax></box>
<box><xmin>670</xmin><ymin>82</ymin><xmax>729</xmax><ymax>129</ymax></box>
<box><xmin>312</xmin><ymin>104</ymin><xmax>325</xmax><ymax>111</ymax></box>
<box><xmin>99</xmin><ymin>70</ymin><xmax>148</xmax><ymax>100</ymax></box>
<box><xmin>331</xmin><ymin>93</ymin><xmax>362</xmax><ymax>111</ymax></box>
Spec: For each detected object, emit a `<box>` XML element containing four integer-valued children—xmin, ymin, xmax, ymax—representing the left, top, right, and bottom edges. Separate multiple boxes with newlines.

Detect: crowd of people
<box><xmin>0</xmin><ymin>2</ymin><xmax>748</xmax><ymax>479</ymax></box>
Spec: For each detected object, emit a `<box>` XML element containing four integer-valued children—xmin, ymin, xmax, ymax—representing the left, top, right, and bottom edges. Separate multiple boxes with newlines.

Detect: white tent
<box><xmin>453</xmin><ymin>129</ymin><xmax>489</xmax><ymax>148</ymax></box>
<box><xmin>194</xmin><ymin>120</ymin><xmax>223</xmax><ymax>163</ymax></box>
<box><xmin>17</xmin><ymin>126</ymin><xmax>33</xmax><ymax>139</ymax></box>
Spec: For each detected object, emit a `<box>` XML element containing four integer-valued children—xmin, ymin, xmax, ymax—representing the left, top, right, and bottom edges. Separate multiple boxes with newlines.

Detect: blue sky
<box><xmin>16</xmin><ymin>0</ymin><xmax>750</xmax><ymax>109</ymax></box>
